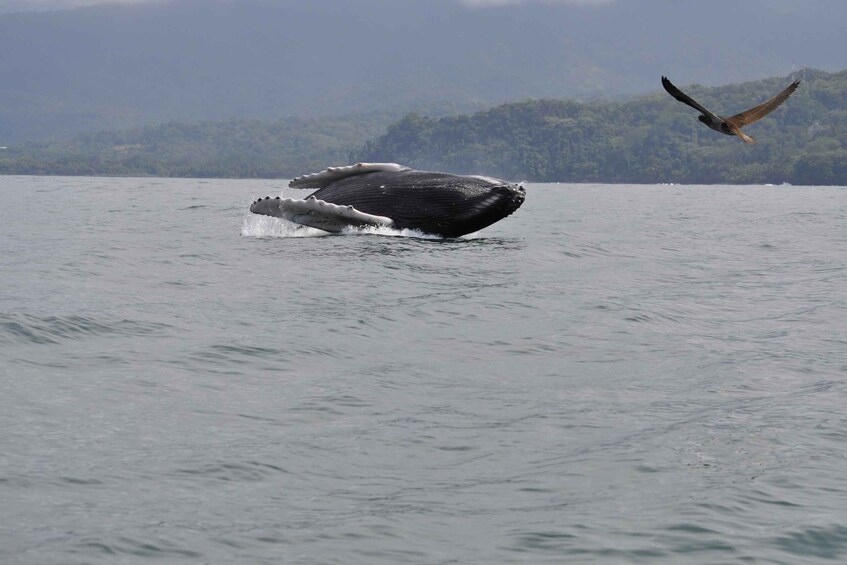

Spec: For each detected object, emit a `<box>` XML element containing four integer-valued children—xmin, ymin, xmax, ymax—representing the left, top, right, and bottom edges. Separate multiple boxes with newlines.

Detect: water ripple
<box><xmin>772</xmin><ymin>525</ymin><xmax>847</xmax><ymax>559</ymax></box>
<box><xmin>0</xmin><ymin>312</ymin><xmax>171</xmax><ymax>345</ymax></box>
<box><xmin>3</xmin><ymin>179</ymin><xmax>846</xmax><ymax>565</ymax></box>
<box><xmin>75</xmin><ymin>536</ymin><xmax>202</xmax><ymax>559</ymax></box>
<box><xmin>172</xmin><ymin>460</ymin><xmax>290</xmax><ymax>483</ymax></box>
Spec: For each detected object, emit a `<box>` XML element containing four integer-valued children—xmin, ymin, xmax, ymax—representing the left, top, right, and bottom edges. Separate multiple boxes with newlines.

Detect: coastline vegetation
<box><xmin>2</xmin><ymin>69</ymin><xmax>846</xmax><ymax>185</ymax></box>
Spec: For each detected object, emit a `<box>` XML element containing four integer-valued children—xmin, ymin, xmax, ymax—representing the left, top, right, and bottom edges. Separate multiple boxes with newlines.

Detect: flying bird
<box><xmin>661</xmin><ymin>76</ymin><xmax>800</xmax><ymax>144</ymax></box>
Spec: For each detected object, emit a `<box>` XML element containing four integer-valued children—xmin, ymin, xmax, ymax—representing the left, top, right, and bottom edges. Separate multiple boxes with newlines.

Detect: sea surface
<box><xmin>1</xmin><ymin>175</ymin><xmax>845</xmax><ymax>564</ymax></box>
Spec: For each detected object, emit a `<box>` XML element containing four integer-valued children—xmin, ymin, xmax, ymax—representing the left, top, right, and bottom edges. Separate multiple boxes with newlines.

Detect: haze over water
<box><xmin>1</xmin><ymin>176</ymin><xmax>845</xmax><ymax>564</ymax></box>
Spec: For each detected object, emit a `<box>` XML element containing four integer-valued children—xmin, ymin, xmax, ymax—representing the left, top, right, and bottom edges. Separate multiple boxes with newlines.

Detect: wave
<box><xmin>0</xmin><ymin>312</ymin><xmax>170</xmax><ymax>346</ymax></box>
<box><xmin>171</xmin><ymin>460</ymin><xmax>290</xmax><ymax>483</ymax></box>
<box><xmin>74</xmin><ymin>536</ymin><xmax>202</xmax><ymax>559</ymax></box>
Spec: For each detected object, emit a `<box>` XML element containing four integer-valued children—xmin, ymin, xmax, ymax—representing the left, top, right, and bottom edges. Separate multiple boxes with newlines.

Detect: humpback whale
<box><xmin>249</xmin><ymin>163</ymin><xmax>525</xmax><ymax>238</ymax></box>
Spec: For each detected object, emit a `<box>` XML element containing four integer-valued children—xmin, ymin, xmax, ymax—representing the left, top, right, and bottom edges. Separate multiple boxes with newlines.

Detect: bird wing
<box><xmin>661</xmin><ymin>76</ymin><xmax>722</xmax><ymax>122</ymax></box>
<box><xmin>727</xmin><ymin>80</ymin><xmax>801</xmax><ymax>127</ymax></box>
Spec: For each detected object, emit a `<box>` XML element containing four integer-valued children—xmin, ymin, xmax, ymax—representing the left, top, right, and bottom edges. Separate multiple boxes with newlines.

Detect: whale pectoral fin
<box><xmin>250</xmin><ymin>196</ymin><xmax>394</xmax><ymax>233</ymax></box>
<box><xmin>249</xmin><ymin>196</ymin><xmax>285</xmax><ymax>219</ymax></box>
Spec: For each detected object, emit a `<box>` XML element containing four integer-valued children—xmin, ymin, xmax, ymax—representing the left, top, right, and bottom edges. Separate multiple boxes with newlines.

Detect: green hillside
<box><xmin>5</xmin><ymin>0</ymin><xmax>846</xmax><ymax>143</ymax></box>
<box><xmin>0</xmin><ymin>114</ymin><xmax>394</xmax><ymax>179</ymax></box>
<box><xmin>2</xmin><ymin>69</ymin><xmax>846</xmax><ymax>185</ymax></box>
<box><xmin>358</xmin><ymin>69</ymin><xmax>847</xmax><ymax>185</ymax></box>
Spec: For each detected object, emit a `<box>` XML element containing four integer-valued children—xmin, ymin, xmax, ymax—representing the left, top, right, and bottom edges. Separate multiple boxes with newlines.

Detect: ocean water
<box><xmin>1</xmin><ymin>175</ymin><xmax>845</xmax><ymax>564</ymax></box>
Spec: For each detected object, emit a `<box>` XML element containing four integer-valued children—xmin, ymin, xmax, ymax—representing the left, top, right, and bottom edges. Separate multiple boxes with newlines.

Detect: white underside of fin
<box><xmin>279</xmin><ymin>197</ymin><xmax>394</xmax><ymax>233</ymax></box>
<box><xmin>289</xmin><ymin>162</ymin><xmax>411</xmax><ymax>189</ymax></box>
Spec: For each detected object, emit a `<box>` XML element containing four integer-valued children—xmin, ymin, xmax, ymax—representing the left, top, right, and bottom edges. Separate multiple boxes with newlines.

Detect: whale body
<box><xmin>249</xmin><ymin>163</ymin><xmax>525</xmax><ymax>238</ymax></box>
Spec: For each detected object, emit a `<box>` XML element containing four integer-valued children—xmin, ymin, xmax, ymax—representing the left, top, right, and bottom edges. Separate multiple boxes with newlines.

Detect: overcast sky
<box><xmin>1</xmin><ymin>0</ymin><xmax>620</xmax><ymax>14</ymax></box>
<box><xmin>0</xmin><ymin>0</ymin><xmax>148</xmax><ymax>13</ymax></box>
<box><xmin>0</xmin><ymin>0</ymin><xmax>814</xmax><ymax>15</ymax></box>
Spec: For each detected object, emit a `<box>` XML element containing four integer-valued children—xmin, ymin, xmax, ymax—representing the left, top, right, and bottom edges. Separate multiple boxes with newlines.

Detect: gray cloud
<box><xmin>459</xmin><ymin>0</ymin><xmax>615</xmax><ymax>6</ymax></box>
<box><xmin>0</xmin><ymin>0</ymin><xmax>157</xmax><ymax>13</ymax></box>
<box><xmin>1</xmin><ymin>0</ymin><xmax>617</xmax><ymax>12</ymax></box>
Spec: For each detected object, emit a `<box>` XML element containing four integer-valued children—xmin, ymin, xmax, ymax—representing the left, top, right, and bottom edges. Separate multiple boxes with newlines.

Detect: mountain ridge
<box><xmin>2</xmin><ymin>0</ymin><xmax>845</xmax><ymax>142</ymax></box>
<box><xmin>3</xmin><ymin>68</ymin><xmax>845</xmax><ymax>185</ymax></box>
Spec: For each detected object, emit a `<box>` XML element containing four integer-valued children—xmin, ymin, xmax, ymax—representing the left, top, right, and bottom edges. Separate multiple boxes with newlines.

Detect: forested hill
<box><xmin>0</xmin><ymin>113</ymin><xmax>398</xmax><ymax>179</ymax></box>
<box><xmin>2</xmin><ymin>69</ymin><xmax>846</xmax><ymax>185</ymax></box>
<box><xmin>2</xmin><ymin>0</ymin><xmax>847</xmax><ymax>143</ymax></box>
<box><xmin>358</xmin><ymin>69</ymin><xmax>847</xmax><ymax>185</ymax></box>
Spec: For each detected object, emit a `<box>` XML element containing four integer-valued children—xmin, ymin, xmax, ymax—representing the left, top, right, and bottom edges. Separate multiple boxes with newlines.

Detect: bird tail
<box><xmin>737</xmin><ymin>130</ymin><xmax>756</xmax><ymax>144</ymax></box>
<box><xmin>726</xmin><ymin>122</ymin><xmax>756</xmax><ymax>144</ymax></box>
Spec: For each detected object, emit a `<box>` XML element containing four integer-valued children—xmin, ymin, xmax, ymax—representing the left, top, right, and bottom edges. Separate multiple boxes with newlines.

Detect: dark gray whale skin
<box><xmin>250</xmin><ymin>167</ymin><xmax>525</xmax><ymax>238</ymax></box>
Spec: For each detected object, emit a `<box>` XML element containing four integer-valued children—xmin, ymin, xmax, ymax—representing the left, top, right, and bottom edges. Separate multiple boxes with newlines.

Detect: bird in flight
<box><xmin>661</xmin><ymin>76</ymin><xmax>800</xmax><ymax>144</ymax></box>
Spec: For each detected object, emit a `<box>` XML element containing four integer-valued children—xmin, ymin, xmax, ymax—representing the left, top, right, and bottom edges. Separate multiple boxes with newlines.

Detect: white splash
<box><xmin>240</xmin><ymin>214</ymin><xmax>328</xmax><ymax>238</ymax></box>
<box><xmin>241</xmin><ymin>214</ymin><xmax>452</xmax><ymax>240</ymax></box>
<box><xmin>341</xmin><ymin>224</ymin><xmax>444</xmax><ymax>239</ymax></box>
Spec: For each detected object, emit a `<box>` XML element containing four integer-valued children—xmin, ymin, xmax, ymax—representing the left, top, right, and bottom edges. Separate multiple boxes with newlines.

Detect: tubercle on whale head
<box><xmin>494</xmin><ymin>182</ymin><xmax>526</xmax><ymax>204</ymax></box>
<box><xmin>503</xmin><ymin>183</ymin><xmax>526</xmax><ymax>214</ymax></box>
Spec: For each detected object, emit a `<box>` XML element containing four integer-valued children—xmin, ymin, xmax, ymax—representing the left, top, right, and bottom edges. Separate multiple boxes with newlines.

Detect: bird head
<box><xmin>697</xmin><ymin>115</ymin><xmax>709</xmax><ymax>125</ymax></box>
